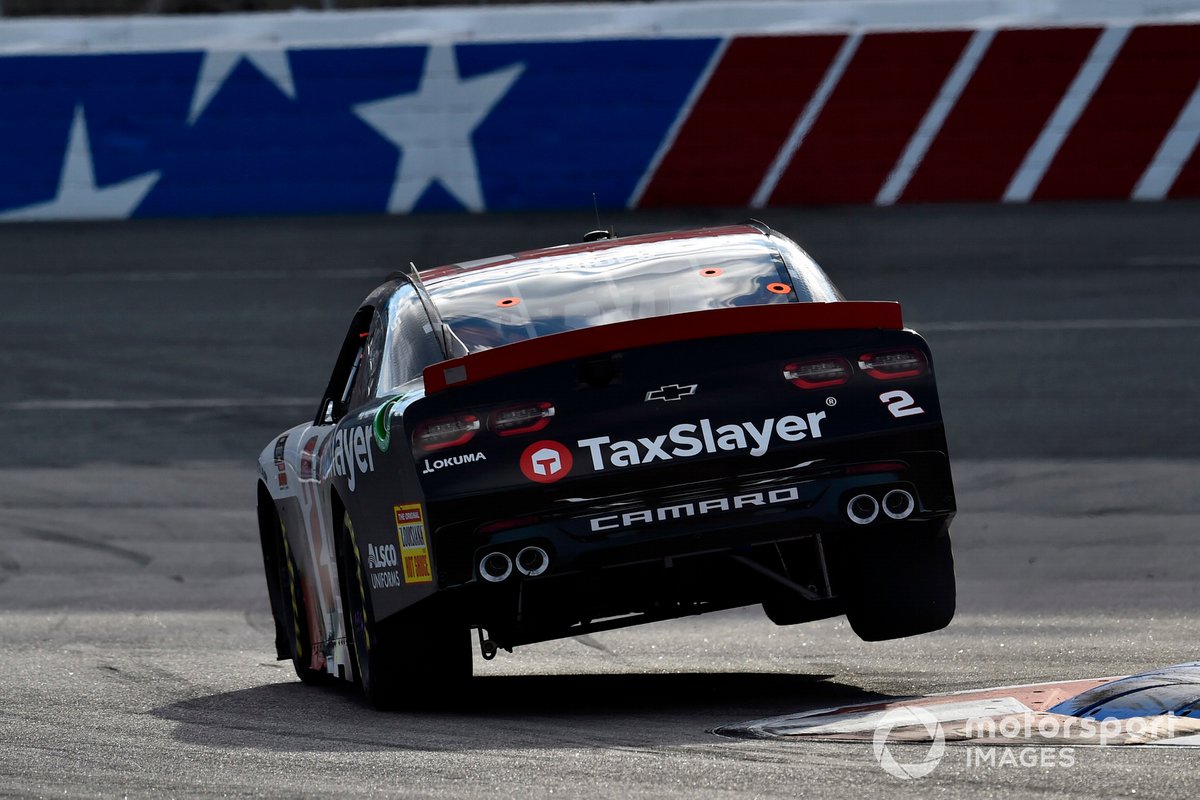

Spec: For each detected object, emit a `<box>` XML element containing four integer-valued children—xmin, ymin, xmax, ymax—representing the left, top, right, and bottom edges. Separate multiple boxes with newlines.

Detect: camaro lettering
<box><xmin>578</xmin><ymin>413</ymin><xmax>826</xmax><ymax>472</ymax></box>
<box><xmin>332</xmin><ymin>425</ymin><xmax>375</xmax><ymax>492</ymax></box>
<box><xmin>657</xmin><ymin>504</ymin><xmax>694</xmax><ymax>521</ymax></box>
<box><xmin>422</xmin><ymin>451</ymin><xmax>487</xmax><ymax>475</ymax></box>
<box><xmin>734</xmin><ymin>493</ymin><xmax>765</xmax><ymax>509</ymax></box>
<box><xmin>589</xmin><ymin>485</ymin><xmax>806</xmax><ymax>532</ymax></box>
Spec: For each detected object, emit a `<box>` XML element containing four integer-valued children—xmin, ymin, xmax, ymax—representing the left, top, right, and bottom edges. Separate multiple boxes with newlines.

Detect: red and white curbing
<box><xmin>723</xmin><ymin>664</ymin><xmax>1200</xmax><ymax>746</ymax></box>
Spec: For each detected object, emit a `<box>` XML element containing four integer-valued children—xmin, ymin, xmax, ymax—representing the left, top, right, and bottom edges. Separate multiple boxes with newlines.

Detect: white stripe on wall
<box><xmin>876</xmin><ymin>28</ymin><xmax>996</xmax><ymax>205</ymax></box>
<box><xmin>627</xmin><ymin>38</ymin><xmax>730</xmax><ymax>208</ymax></box>
<box><xmin>1003</xmin><ymin>26</ymin><xmax>1129</xmax><ymax>202</ymax></box>
<box><xmin>1132</xmin><ymin>78</ymin><xmax>1200</xmax><ymax>200</ymax></box>
<box><xmin>751</xmin><ymin>32</ymin><xmax>862</xmax><ymax>209</ymax></box>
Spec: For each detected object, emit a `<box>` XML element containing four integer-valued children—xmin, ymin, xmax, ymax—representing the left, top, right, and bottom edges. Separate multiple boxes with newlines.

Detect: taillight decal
<box><xmin>783</xmin><ymin>356</ymin><xmax>851</xmax><ymax>389</ymax></box>
<box><xmin>490</xmin><ymin>402</ymin><xmax>555</xmax><ymax>436</ymax></box>
<box><xmin>858</xmin><ymin>348</ymin><xmax>928</xmax><ymax>380</ymax></box>
<box><xmin>412</xmin><ymin>413</ymin><xmax>480</xmax><ymax>453</ymax></box>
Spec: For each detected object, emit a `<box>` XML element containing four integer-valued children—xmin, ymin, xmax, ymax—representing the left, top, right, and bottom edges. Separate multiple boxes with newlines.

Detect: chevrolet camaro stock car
<box><xmin>256</xmin><ymin>221</ymin><xmax>957</xmax><ymax>708</ymax></box>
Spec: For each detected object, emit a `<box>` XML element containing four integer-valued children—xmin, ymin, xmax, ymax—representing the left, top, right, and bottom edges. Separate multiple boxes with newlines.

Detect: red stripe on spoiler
<box><xmin>423</xmin><ymin>302</ymin><xmax>903</xmax><ymax>394</ymax></box>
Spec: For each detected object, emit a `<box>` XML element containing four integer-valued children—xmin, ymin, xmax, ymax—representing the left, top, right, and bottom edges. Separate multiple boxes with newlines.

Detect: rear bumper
<box><xmin>425</xmin><ymin>450</ymin><xmax>954</xmax><ymax>645</ymax></box>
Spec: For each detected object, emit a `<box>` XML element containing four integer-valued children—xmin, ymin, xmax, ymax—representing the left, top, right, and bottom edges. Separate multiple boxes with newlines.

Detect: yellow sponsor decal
<box><xmin>394</xmin><ymin>503</ymin><xmax>432</xmax><ymax>584</ymax></box>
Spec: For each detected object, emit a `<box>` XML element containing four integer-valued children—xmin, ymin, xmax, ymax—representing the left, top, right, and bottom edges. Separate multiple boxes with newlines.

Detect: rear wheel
<box><xmin>275</xmin><ymin>518</ymin><xmax>329</xmax><ymax>685</ymax></box>
<box><xmin>339</xmin><ymin>510</ymin><xmax>471</xmax><ymax>710</ymax></box>
<box><xmin>843</xmin><ymin>522</ymin><xmax>956</xmax><ymax>642</ymax></box>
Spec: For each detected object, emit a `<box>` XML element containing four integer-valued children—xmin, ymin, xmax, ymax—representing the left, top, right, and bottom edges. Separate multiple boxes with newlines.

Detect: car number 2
<box><xmin>880</xmin><ymin>390</ymin><xmax>924</xmax><ymax>418</ymax></box>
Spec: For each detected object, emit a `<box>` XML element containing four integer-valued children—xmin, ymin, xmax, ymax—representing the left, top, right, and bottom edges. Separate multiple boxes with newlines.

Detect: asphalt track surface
<box><xmin>1</xmin><ymin>202</ymin><xmax>1198</xmax><ymax>797</ymax></box>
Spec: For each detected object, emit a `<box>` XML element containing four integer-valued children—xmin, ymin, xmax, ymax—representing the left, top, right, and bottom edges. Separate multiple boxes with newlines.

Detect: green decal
<box><xmin>372</xmin><ymin>397</ymin><xmax>402</xmax><ymax>453</ymax></box>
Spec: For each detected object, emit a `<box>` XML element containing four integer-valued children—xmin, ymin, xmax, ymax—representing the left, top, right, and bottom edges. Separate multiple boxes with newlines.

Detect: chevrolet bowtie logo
<box><xmin>644</xmin><ymin>383</ymin><xmax>698</xmax><ymax>402</ymax></box>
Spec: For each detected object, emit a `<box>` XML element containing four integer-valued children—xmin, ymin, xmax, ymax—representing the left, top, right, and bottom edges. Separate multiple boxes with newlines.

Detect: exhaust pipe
<box><xmin>515</xmin><ymin>546</ymin><xmax>550</xmax><ymax>577</ymax></box>
<box><xmin>479</xmin><ymin>552</ymin><xmax>513</xmax><ymax>583</ymax></box>
<box><xmin>882</xmin><ymin>489</ymin><xmax>915</xmax><ymax>520</ymax></box>
<box><xmin>846</xmin><ymin>494</ymin><xmax>879</xmax><ymax>525</ymax></box>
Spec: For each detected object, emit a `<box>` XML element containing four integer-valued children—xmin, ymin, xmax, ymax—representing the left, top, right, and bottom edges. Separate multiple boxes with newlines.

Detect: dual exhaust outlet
<box><xmin>846</xmin><ymin>489</ymin><xmax>916</xmax><ymax>525</ymax></box>
<box><xmin>479</xmin><ymin>546</ymin><xmax>550</xmax><ymax>583</ymax></box>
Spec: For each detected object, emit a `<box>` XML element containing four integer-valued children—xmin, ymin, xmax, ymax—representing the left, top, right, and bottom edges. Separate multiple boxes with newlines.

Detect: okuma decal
<box><xmin>422</xmin><ymin>451</ymin><xmax>487</xmax><ymax>475</ymax></box>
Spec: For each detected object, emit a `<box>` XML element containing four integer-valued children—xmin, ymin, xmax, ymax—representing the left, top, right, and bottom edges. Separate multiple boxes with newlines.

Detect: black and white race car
<box><xmin>257</xmin><ymin>222</ymin><xmax>956</xmax><ymax>708</ymax></box>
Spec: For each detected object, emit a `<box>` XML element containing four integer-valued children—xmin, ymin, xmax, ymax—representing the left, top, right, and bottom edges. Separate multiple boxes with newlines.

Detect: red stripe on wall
<box><xmin>767</xmin><ymin>30</ymin><xmax>971</xmax><ymax>205</ymax></box>
<box><xmin>638</xmin><ymin>34</ymin><xmax>846</xmax><ymax>208</ymax></box>
<box><xmin>1034</xmin><ymin>24</ymin><xmax>1200</xmax><ymax>200</ymax></box>
<box><xmin>900</xmin><ymin>27</ymin><xmax>1102</xmax><ymax>202</ymax></box>
<box><xmin>1167</xmin><ymin>133</ymin><xmax>1200</xmax><ymax>198</ymax></box>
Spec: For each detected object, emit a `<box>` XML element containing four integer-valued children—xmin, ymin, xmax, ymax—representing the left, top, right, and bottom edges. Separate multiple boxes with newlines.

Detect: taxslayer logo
<box><xmin>332</xmin><ymin>425</ymin><xmax>375</xmax><ymax>492</ymax></box>
<box><xmin>367</xmin><ymin>542</ymin><xmax>398</xmax><ymax>570</ymax></box>
<box><xmin>520</xmin><ymin>440</ymin><xmax>574</xmax><ymax>483</ymax></box>
<box><xmin>579</xmin><ymin>413</ymin><xmax>826</xmax><ymax>471</ymax></box>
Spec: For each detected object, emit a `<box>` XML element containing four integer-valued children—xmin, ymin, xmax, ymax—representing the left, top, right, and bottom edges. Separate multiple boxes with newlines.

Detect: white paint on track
<box><xmin>2</xmin><ymin>398</ymin><xmax>313</xmax><ymax>412</ymax></box>
<box><xmin>1127</xmin><ymin>255</ymin><xmax>1200</xmax><ymax>267</ymax></box>
<box><xmin>0</xmin><ymin>269</ymin><xmax>383</xmax><ymax>283</ymax></box>
<box><xmin>915</xmin><ymin>318</ymin><xmax>1200</xmax><ymax>332</ymax></box>
<box><xmin>7</xmin><ymin>321</ymin><xmax>1197</xmax><ymax>414</ymax></box>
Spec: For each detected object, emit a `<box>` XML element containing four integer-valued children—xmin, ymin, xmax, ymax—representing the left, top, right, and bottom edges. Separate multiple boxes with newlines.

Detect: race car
<box><xmin>256</xmin><ymin>221</ymin><xmax>956</xmax><ymax>708</ymax></box>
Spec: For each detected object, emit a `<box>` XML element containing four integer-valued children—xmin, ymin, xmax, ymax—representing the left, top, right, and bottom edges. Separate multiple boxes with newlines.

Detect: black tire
<box><xmin>275</xmin><ymin>517</ymin><xmax>329</xmax><ymax>685</ymax></box>
<box><xmin>338</xmin><ymin>510</ymin><xmax>471</xmax><ymax>710</ymax></box>
<box><xmin>843</xmin><ymin>522</ymin><xmax>956</xmax><ymax>642</ymax></box>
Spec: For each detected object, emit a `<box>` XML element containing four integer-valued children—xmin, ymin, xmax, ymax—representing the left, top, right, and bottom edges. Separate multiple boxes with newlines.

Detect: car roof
<box><xmin>417</xmin><ymin>223</ymin><xmax>769</xmax><ymax>286</ymax></box>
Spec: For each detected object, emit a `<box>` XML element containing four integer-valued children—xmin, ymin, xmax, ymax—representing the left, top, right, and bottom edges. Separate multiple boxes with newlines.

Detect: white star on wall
<box><xmin>0</xmin><ymin>105</ymin><xmax>159</xmax><ymax>222</ymax></box>
<box><xmin>188</xmin><ymin>49</ymin><xmax>297</xmax><ymax>125</ymax></box>
<box><xmin>353</xmin><ymin>45</ymin><xmax>523</xmax><ymax>213</ymax></box>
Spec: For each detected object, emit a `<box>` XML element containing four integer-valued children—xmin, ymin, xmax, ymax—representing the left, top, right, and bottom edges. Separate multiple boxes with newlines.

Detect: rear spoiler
<box><xmin>422</xmin><ymin>301</ymin><xmax>903</xmax><ymax>394</ymax></box>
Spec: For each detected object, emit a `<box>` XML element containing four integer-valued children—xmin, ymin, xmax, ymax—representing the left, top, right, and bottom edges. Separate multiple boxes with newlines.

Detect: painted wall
<box><xmin>1</xmin><ymin>1</ymin><xmax>1199</xmax><ymax>220</ymax></box>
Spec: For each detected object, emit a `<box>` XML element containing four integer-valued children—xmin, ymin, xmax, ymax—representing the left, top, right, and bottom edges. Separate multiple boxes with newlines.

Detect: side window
<box><xmin>315</xmin><ymin>307</ymin><xmax>374</xmax><ymax>425</ymax></box>
<box><xmin>348</xmin><ymin>311</ymin><xmax>385</xmax><ymax>409</ymax></box>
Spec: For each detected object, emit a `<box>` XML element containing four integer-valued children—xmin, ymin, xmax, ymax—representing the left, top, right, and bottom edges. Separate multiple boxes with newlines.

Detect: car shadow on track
<box><xmin>151</xmin><ymin>672</ymin><xmax>885</xmax><ymax>752</ymax></box>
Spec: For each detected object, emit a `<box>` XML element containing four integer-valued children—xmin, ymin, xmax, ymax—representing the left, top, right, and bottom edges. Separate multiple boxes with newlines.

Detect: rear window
<box><xmin>376</xmin><ymin>282</ymin><xmax>446</xmax><ymax>395</ymax></box>
<box><xmin>426</xmin><ymin>232</ymin><xmax>836</xmax><ymax>352</ymax></box>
